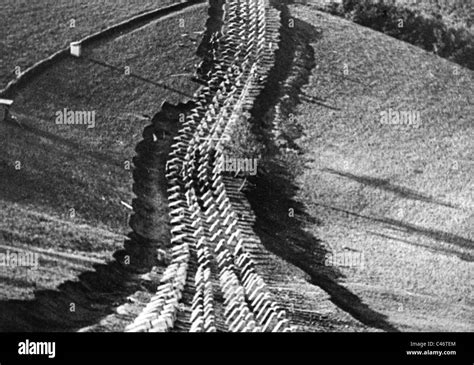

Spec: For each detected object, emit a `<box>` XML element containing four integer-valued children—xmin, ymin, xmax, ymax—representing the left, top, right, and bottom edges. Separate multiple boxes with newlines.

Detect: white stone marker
<box><xmin>70</xmin><ymin>42</ymin><xmax>82</xmax><ymax>57</ymax></box>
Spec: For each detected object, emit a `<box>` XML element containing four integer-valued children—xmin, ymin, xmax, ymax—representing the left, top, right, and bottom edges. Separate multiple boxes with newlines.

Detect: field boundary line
<box><xmin>0</xmin><ymin>0</ymin><xmax>206</xmax><ymax>99</ymax></box>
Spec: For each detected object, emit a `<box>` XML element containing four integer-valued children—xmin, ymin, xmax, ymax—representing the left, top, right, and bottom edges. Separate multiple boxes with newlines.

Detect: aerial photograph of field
<box><xmin>0</xmin><ymin>0</ymin><xmax>472</xmax><ymax>359</ymax></box>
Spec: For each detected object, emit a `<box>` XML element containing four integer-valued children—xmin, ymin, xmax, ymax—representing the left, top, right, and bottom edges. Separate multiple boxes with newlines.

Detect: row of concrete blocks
<box><xmin>189</xmin><ymin>193</ymin><xmax>217</xmax><ymax>332</ymax></box>
<box><xmin>229</xmin><ymin>2</ymin><xmax>264</xmax><ymax>34</ymax></box>
<box><xmin>167</xmin><ymin>88</ymin><xmax>247</xmax><ymax>334</ymax></box>
<box><xmin>187</xmin><ymin>0</ymin><xmax>286</xmax><ymax>330</ymax></box>
<box><xmin>179</xmin><ymin>141</ymin><xmax>261</xmax><ymax>333</ymax></box>
<box><xmin>212</xmin><ymin>6</ymin><xmax>258</xmax><ymax>62</ymax></box>
<box><xmin>188</xmin><ymin>153</ymin><xmax>287</xmax><ymax>332</ymax></box>
<box><xmin>194</xmin><ymin>85</ymin><xmax>258</xmax><ymax>153</ymax></box>
<box><xmin>226</xmin><ymin>0</ymin><xmax>266</xmax><ymax>26</ymax></box>
<box><xmin>175</xmin><ymin>98</ymin><xmax>244</xmax><ymax>163</ymax></box>
<box><xmin>200</xmin><ymin>123</ymin><xmax>292</xmax><ymax>328</ymax></box>
<box><xmin>216</xmin><ymin>251</ymin><xmax>260</xmax><ymax>332</ymax></box>
<box><xmin>168</xmin><ymin>69</ymin><xmax>233</xmax><ymax>153</ymax></box>
<box><xmin>152</xmin><ymin>11</ymin><xmax>262</xmax><ymax>333</ymax></box>
<box><xmin>209</xmin><ymin>135</ymin><xmax>296</xmax><ymax>332</ymax></box>
<box><xmin>167</xmin><ymin>59</ymin><xmax>252</xmax><ymax>162</ymax></box>
<box><xmin>225</xmin><ymin>7</ymin><xmax>260</xmax><ymax>40</ymax></box>
<box><xmin>164</xmin><ymin>107</ymin><xmax>205</xmax><ymax>332</ymax></box>
<box><xmin>175</xmin><ymin>83</ymin><xmax>255</xmax><ymax>182</ymax></box>
<box><xmin>195</xmin><ymin>53</ymin><xmax>259</xmax><ymax>112</ymax></box>
<box><xmin>125</xmin><ymin>257</ymin><xmax>189</xmax><ymax>331</ymax></box>
<box><xmin>168</xmin><ymin>80</ymin><xmax>245</xmax><ymax>179</ymax></box>
<box><xmin>205</xmin><ymin>191</ymin><xmax>293</xmax><ymax>332</ymax></box>
<box><xmin>153</xmin><ymin>0</ymin><xmax>282</xmax><ymax>333</ymax></box>
<box><xmin>224</xmin><ymin>0</ymin><xmax>267</xmax><ymax>52</ymax></box>
<box><xmin>190</xmin><ymin>263</ymin><xmax>216</xmax><ymax>332</ymax></box>
<box><xmin>206</xmin><ymin>179</ymin><xmax>296</xmax><ymax>332</ymax></box>
<box><xmin>209</xmin><ymin>25</ymin><xmax>278</xmax><ymax>142</ymax></box>
<box><xmin>220</xmin><ymin>263</ymin><xmax>289</xmax><ymax>332</ymax></box>
<box><xmin>182</xmin><ymin>169</ymin><xmax>260</xmax><ymax>333</ymax></box>
<box><xmin>187</xmin><ymin>117</ymin><xmax>294</xmax><ymax>333</ymax></box>
<box><xmin>180</xmin><ymin>13</ymin><xmax>278</xmax><ymax>196</ymax></box>
<box><xmin>219</xmin><ymin>17</ymin><xmax>265</xmax><ymax>74</ymax></box>
<box><xmin>209</xmin><ymin>218</ymin><xmax>292</xmax><ymax>332</ymax></box>
<box><xmin>212</xmin><ymin>79</ymin><xmax>274</xmax><ymax>148</ymax></box>
<box><xmin>209</xmin><ymin>212</ymin><xmax>293</xmax><ymax>332</ymax></box>
<box><xmin>234</xmin><ymin>252</ymin><xmax>292</xmax><ymax>332</ymax></box>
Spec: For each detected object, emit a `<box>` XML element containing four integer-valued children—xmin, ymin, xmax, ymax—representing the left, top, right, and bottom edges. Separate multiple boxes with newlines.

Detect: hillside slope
<box><xmin>281</xmin><ymin>5</ymin><xmax>473</xmax><ymax>331</ymax></box>
<box><xmin>1</xmin><ymin>0</ymin><xmax>182</xmax><ymax>88</ymax></box>
<box><xmin>0</xmin><ymin>5</ymin><xmax>206</xmax><ymax>308</ymax></box>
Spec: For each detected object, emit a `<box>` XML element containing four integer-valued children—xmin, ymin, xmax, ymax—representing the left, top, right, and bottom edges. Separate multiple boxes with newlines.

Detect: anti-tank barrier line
<box><xmin>196</xmin><ymin>3</ymin><xmax>292</xmax><ymax>331</ymax></box>
<box><xmin>129</xmin><ymin>0</ymin><xmax>291</xmax><ymax>333</ymax></box>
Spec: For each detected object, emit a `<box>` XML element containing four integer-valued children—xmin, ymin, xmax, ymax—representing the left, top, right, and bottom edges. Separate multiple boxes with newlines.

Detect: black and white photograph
<box><xmin>0</xmin><ymin>0</ymin><xmax>472</xmax><ymax>361</ymax></box>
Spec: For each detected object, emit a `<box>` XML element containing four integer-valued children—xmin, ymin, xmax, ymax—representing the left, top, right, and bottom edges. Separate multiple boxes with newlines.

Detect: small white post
<box><xmin>70</xmin><ymin>42</ymin><xmax>82</xmax><ymax>57</ymax></box>
<box><xmin>0</xmin><ymin>98</ymin><xmax>14</xmax><ymax>121</ymax></box>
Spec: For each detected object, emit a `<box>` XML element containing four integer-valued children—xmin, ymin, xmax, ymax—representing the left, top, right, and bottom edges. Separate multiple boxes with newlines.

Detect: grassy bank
<box><xmin>303</xmin><ymin>0</ymin><xmax>473</xmax><ymax>69</ymax></box>
<box><xmin>0</xmin><ymin>5</ymin><xmax>207</xmax><ymax>300</ymax></box>
<box><xmin>244</xmin><ymin>3</ymin><xmax>472</xmax><ymax>331</ymax></box>
<box><xmin>1</xmin><ymin>0</ymin><xmax>181</xmax><ymax>87</ymax></box>
<box><xmin>290</xmin><ymin>6</ymin><xmax>473</xmax><ymax>331</ymax></box>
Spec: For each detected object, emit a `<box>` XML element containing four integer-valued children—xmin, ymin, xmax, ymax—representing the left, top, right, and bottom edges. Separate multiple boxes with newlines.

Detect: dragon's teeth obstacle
<box><xmin>126</xmin><ymin>0</ymin><xmax>296</xmax><ymax>333</ymax></box>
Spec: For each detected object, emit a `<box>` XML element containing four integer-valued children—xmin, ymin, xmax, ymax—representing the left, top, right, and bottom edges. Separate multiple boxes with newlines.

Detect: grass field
<box><xmin>1</xmin><ymin>0</ymin><xmax>471</xmax><ymax>333</ymax></box>
<box><xmin>282</xmin><ymin>5</ymin><xmax>473</xmax><ymax>331</ymax></box>
<box><xmin>0</xmin><ymin>5</ymin><xmax>207</xmax><ymax>301</ymax></box>
<box><xmin>1</xmin><ymin>0</ymin><xmax>181</xmax><ymax>88</ymax></box>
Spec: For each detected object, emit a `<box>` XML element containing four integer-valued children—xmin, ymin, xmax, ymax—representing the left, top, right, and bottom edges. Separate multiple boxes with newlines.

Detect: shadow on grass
<box><xmin>0</xmin><ymin>120</ymin><xmax>129</xmax><ymax>230</ymax></box>
<box><xmin>4</xmin><ymin>116</ymin><xmax>124</xmax><ymax>169</ymax></box>
<box><xmin>245</xmin><ymin>2</ymin><xmax>399</xmax><ymax>332</ymax></box>
<box><xmin>0</xmin><ymin>103</ymin><xmax>184</xmax><ymax>331</ymax></box>
<box><xmin>322</xmin><ymin>168</ymin><xmax>460</xmax><ymax>209</ymax></box>
<box><xmin>0</xmin><ymin>103</ymin><xmax>182</xmax><ymax>332</ymax></box>
<box><xmin>0</xmin><ymin>233</ymin><xmax>158</xmax><ymax>332</ymax></box>
<box><xmin>248</xmin><ymin>167</ymin><xmax>399</xmax><ymax>332</ymax></box>
<box><xmin>367</xmin><ymin>231</ymin><xmax>473</xmax><ymax>262</ymax></box>
<box><xmin>299</xmin><ymin>96</ymin><xmax>342</xmax><ymax>111</ymax></box>
<box><xmin>315</xmin><ymin>202</ymin><xmax>474</xmax><ymax>261</ymax></box>
<box><xmin>82</xmin><ymin>57</ymin><xmax>195</xmax><ymax>99</ymax></box>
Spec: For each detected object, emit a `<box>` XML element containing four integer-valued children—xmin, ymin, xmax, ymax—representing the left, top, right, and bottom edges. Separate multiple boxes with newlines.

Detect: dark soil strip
<box><xmin>196</xmin><ymin>0</ymin><xmax>225</xmax><ymax>69</ymax></box>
